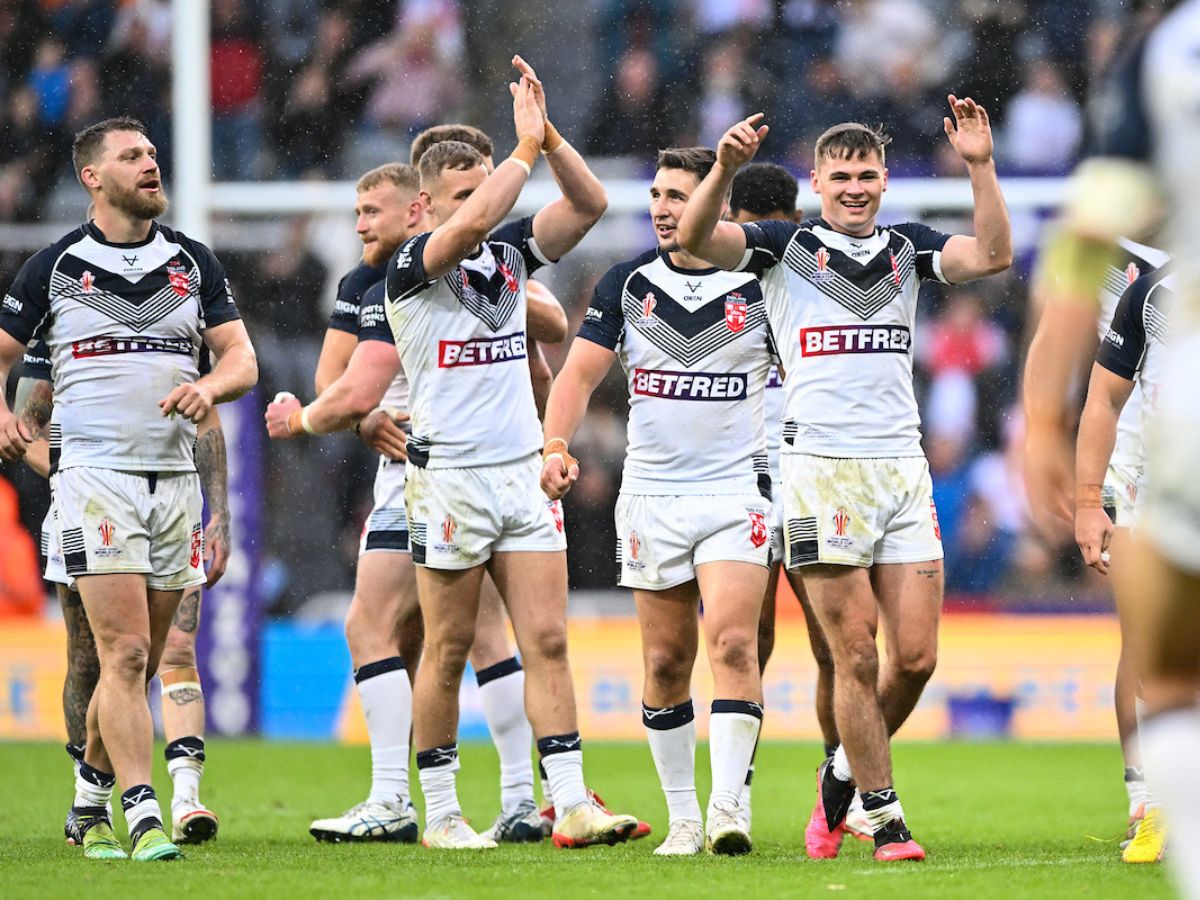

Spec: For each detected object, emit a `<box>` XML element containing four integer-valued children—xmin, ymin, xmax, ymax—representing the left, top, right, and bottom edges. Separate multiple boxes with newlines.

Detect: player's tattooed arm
<box><xmin>196</xmin><ymin>408</ymin><xmax>231</xmax><ymax>587</ymax></box>
<box><xmin>13</xmin><ymin>377</ymin><xmax>53</xmax><ymax>477</ymax></box>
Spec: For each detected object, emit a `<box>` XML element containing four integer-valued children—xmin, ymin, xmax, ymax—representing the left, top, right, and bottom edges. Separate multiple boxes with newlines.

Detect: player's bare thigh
<box><xmin>871</xmin><ymin>560</ymin><xmax>942</xmax><ymax>676</ymax></box>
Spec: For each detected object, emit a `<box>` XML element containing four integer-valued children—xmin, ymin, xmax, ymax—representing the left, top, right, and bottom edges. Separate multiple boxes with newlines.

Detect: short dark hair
<box><xmin>72</xmin><ymin>116</ymin><xmax>148</xmax><ymax>183</ymax></box>
<box><xmin>410</xmin><ymin>124</ymin><xmax>495</xmax><ymax>166</ymax></box>
<box><xmin>418</xmin><ymin>140</ymin><xmax>486</xmax><ymax>185</ymax></box>
<box><xmin>656</xmin><ymin>147</ymin><xmax>717</xmax><ymax>183</ymax></box>
<box><xmin>731</xmin><ymin>163</ymin><xmax>798</xmax><ymax>217</ymax></box>
<box><xmin>356</xmin><ymin>162</ymin><xmax>419</xmax><ymax>195</ymax></box>
<box><xmin>814</xmin><ymin>122</ymin><xmax>891</xmax><ymax>165</ymax></box>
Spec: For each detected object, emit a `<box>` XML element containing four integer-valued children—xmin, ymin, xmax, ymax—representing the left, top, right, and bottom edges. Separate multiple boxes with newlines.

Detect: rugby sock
<box><xmin>832</xmin><ymin>744</ymin><xmax>854</xmax><ymax>782</ymax></box>
<box><xmin>824</xmin><ymin>742</ymin><xmax>838</xmax><ymax>760</ymax></box>
<box><xmin>861</xmin><ymin>786</ymin><xmax>906</xmax><ymax>834</ymax></box>
<box><xmin>1133</xmin><ymin>697</ymin><xmax>1161</xmax><ymax>812</ymax></box>
<box><xmin>538</xmin><ymin>760</ymin><xmax>554</xmax><ymax>809</ymax></box>
<box><xmin>66</xmin><ymin>742</ymin><xmax>85</xmax><ymax>775</ymax></box>
<box><xmin>416</xmin><ymin>744</ymin><xmax>461</xmax><ymax>827</ymax></box>
<box><xmin>1125</xmin><ymin>766</ymin><xmax>1147</xmax><ymax>817</ymax></box>
<box><xmin>476</xmin><ymin>658</ymin><xmax>535</xmax><ymax>814</ymax></box>
<box><xmin>165</xmin><ymin>737</ymin><xmax>205</xmax><ymax>805</ymax></box>
<box><xmin>537</xmin><ymin>733</ymin><xmax>586</xmax><ymax>817</ymax></box>
<box><xmin>708</xmin><ymin>700</ymin><xmax>763</xmax><ymax>813</ymax></box>
<box><xmin>355</xmin><ymin>657</ymin><xmax>412</xmax><ymax>806</ymax></box>
<box><xmin>74</xmin><ymin>761</ymin><xmax>115</xmax><ymax>809</ymax></box>
<box><xmin>121</xmin><ymin>784</ymin><xmax>164</xmax><ymax>842</ymax></box>
<box><xmin>643</xmin><ymin>700</ymin><xmax>701</xmax><ymax>825</ymax></box>
<box><xmin>1142</xmin><ymin>706</ymin><xmax>1200</xmax><ymax>897</ymax></box>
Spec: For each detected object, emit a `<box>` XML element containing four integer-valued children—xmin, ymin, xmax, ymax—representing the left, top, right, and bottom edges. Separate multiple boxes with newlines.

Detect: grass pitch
<box><xmin>0</xmin><ymin>740</ymin><xmax>1171</xmax><ymax>898</ymax></box>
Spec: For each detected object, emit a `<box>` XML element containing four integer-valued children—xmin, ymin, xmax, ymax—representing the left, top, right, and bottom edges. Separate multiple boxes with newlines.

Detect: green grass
<box><xmin>0</xmin><ymin>740</ymin><xmax>1171</xmax><ymax>898</ymax></box>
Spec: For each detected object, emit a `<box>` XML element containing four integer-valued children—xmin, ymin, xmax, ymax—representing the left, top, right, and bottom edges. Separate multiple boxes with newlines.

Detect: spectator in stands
<box><xmin>0</xmin><ymin>85</ymin><xmax>65</xmax><ymax>221</ymax></box>
<box><xmin>1002</xmin><ymin>58</ymin><xmax>1083</xmax><ymax>173</ymax></box>
<box><xmin>27</xmin><ymin>38</ymin><xmax>71</xmax><ymax>128</ymax></box>
<box><xmin>47</xmin><ymin>0</ymin><xmax>114</xmax><ymax>60</ymax></box>
<box><xmin>210</xmin><ymin>0</ymin><xmax>265</xmax><ymax>179</ymax></box>
<box><xmin>586</xmin><ymin>44</ymin><xmax>680</xmax><ymax>159</ymax></box>
<box><xmin>834</xmin><ymin>0</ymin><xmax>946</xmax><ymax>101</ymax></box>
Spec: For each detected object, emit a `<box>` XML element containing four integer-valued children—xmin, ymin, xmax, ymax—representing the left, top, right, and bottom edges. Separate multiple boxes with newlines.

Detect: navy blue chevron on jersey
<box><xmin>577</xmin><ymin>248</ymin><xmax>775</xmax><ymax>496</ymax></box>
<box><xmin>0</xmin><ymin>221</ymin><xmax>240</xmax><ymax>473</ymax></box>
<box><xmin>1098</xmin><ymin>265</ymin><xmax>1176</xmax><ymax>437</ymax></box>
<box><xmin>384</xmin><ymin>216</ymin><xmax>549</xmax><ymax>468</ymax></box>
<box><xmin>737</xmin><ymin>217</ymin><xmax>951</xmax><ymax>458</ymax></box>
<box><xmin>356</xmin><ymin>280</ymin><xmax>410</xmax><ymax>412</ymax></box>
<box><xmin>328</xmin><ymin>260</ymin><xmax>386</xmax><ymax>334</ymax></box>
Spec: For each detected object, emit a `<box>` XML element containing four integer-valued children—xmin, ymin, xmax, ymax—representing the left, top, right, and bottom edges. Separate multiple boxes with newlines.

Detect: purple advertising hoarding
<box><xmin>197</xmin><ymin>388</ymin><xmax>263</xmax><ymax>735</ymax></box>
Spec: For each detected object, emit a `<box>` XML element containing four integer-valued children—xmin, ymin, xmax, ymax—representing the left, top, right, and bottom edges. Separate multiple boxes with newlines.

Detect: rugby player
<box><xmin>542</xmin><ymin>147</ymin><xmax>773</xmax><ymax>856</ymax></box>
<box><xmin>1075</xmin><ymin>262</ymin><xmax>1175</xmax><ymax>864</ymax></box>
<box><xmin>725</xmin><ymin>162</ymin><xmax>870</xmax><ymax>836</ymax></box>
<box><xmin>1024</xmin><ymin>4</ymin><xmax>1200</xmax><ymax>888</ymax></box>
<box><xmin>16</xmin><ymin>340</ymin><xmax>230</xmax><ymax>847</ymax></box>
<box><xmin>677</xmin><ymin>101</ymin><xmax>1011</xmax><ymax>861</ymax></box>
<box><xmin>266</xmin><ymin>158</ymin><xmax>569</xmax><ymax>843</ymax></box>
<box><xmin>380</xmin><ymin>57</ymin><xmax>635</xmax><ymax>849</ymax></box>
<box><xmin>0</xmin><ymin>117</ymin><xmax>256</xmax><ymax>861</ymax></box>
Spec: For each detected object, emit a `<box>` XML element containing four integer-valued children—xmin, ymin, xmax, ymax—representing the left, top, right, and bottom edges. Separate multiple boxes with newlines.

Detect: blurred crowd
<box><xmin>1</xmin><ymin>0</ymin><xmax>1166</xmax><ymax>615</ymax></box>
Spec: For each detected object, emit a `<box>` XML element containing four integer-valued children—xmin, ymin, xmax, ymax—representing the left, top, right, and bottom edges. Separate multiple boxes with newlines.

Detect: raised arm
<box><xmin>1074</xmin><ymin>364</ymin><xmax>1135</xmax><ymax>574</ymax></box>
<box><xmin>937</xmin><ymin>95</ymin><xmax>1013</xmax><ymax>282</ymax></box>
<box><xmin>540</xmin><ymin>338</ymin><xmax>617</xmax><ymax>500</ymax></box>
<box><xmin>511</xmin><ymin>57</ymin><xmax>608</xmax><ymax>262</ymax></box>
<box><xmin>676</xmin><ymin>114</ymin><xmax>769</xmax><ymax>270</ymax></box>
<box><xmin>420</xmin><ymin>78</ymin><xmax>545</xmax><ymax>280</ymax></box>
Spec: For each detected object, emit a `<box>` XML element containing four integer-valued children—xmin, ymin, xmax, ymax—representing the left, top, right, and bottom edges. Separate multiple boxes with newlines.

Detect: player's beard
<box><xmin>106</xmin><ymin>179</ymin><xmax>169</xmax><ymax>221</ymax></box>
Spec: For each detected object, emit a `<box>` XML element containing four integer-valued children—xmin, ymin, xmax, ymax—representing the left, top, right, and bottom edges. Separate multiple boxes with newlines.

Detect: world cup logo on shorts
<box><xmin>548</xmin><ymin>500</ymin><xmax>564</xmax><ymax>533</ymax></box>
<box><xmin>930</xmin><ymin>500</ymin><xmax>941</xmax><ymax>541</ymax></box>
<box><xmin>748</xmin><ymin>510</ymin><xmax>767</xmax><ymax>548</ymax></box>
<box><xmin>442</xmin><ymin>514</ymin><xmax>457</xmax><ymax>545</ymax></box>
<box><xmin>190</xmin><ymin>524</ymin><xmax>203</xmax><ymax>569</ymax></box>
<box><xmin>833</xmin><ymin>507</ymin><xmax>850</xmax><ymax>538</ymax></box>
<box><xmin>629</xmin><ymin>530</ymin><xmax>641</xmax><ymax>561</ymax></box>
<box><xmin>98</xmin><ymin>517</ymin><xmax>115</xmax><ymax>547</ymax></box>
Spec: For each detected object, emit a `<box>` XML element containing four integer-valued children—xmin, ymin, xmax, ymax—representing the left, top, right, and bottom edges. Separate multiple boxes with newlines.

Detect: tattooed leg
<box><xmin>59</xmin><ymin>584</ymin><xmax>99</xmax><ymax>751</ymax></box>
<box><xmin>159</xmin><ymin>588</ymin><xmax>205</xmax><ymax>742</ymax></box>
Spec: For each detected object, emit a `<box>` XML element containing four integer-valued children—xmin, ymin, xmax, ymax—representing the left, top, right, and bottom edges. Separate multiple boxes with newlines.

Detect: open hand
<box><xmin>943</xmin><ymin>94</ymin><xmax>993</xmax><ymax>165</ymax></box>
<box><xmin>510</xmin><ymin>77</ymin><xmax>545</xmax><ymax>147</ymax></box>
<box><xmin>512</xmin><ymin>55</ymin><xmax>547</xmax><ymax>122</ymax></box>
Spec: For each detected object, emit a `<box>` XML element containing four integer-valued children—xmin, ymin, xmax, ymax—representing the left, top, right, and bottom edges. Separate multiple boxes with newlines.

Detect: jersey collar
<box><xmin>84</xmin><ymin>220</ymin><xmax>161</xmax><ymax>248</ymax></box>
<box><xmin>660</xmin><ymin>249</ymin><xmax>720</xmax><ymax>276</ymax></box>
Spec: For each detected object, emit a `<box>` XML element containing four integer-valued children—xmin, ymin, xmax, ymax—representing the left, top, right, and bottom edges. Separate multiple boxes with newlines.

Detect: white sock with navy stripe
<box><xmin>355</xmin><ymin>656</ymin><xmax>412</xmax><ymax>806</ymax></box>
<box><xmin>476</xmin><ymin>657</ymin><xmax>535</xmax><ymax>815</ymax></box>
<box><xmin>708</xmin><ymin>700</ymin><xmax>763</xmax><ymax>814</ymax></box>
<box><xmin>643</xmin><ymin>700</ymin><xmax>701</xmax><ymax>825</ymax></box>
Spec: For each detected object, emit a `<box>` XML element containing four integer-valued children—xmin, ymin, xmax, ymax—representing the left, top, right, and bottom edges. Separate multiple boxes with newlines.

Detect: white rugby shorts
<box><xmin>405</xmin><ymin>453</ymin><xmax>566</xmax><ymax>570</ymax></box>
<box><xmin>769</xmin><ymin>479</ymin><xmax>785</xmax><ymax>566</ymax></box>
<box><xmin>1141</xmin><ymin>329</ymin><xmax>1200</xmax><ymax>571</ymax></box>
<box><xmin>614</xmin><ymin>493</ymin><xmax>772</xmax><ymax>591</ymax></box>
<box><xmin>40</xmin><ymin>500</ymin><xmax>71</xmax><ymax>587</ymax></box>
<box><xmin>359</xmin><ymin>456</ymin><xmax>410</xmax><ymax>555</ymax></box>
<box><xmin>52</xmin><ymin>467</ymin><xmax>205</xmax><ymax>590</ymax></box>
<box><xmin>1103</xmin><ymin>462</ymin><xmax>1144</xmax><ymax>529</ymax></box>
<box><xmin>780</xmin><ymin>454</ymin><xmax>943</xmax><ymax>568</ymax></box>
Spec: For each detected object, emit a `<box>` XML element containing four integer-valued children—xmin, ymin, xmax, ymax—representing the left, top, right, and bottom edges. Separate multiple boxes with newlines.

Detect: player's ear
<box><xmin>881</xmin><ymin>167</ymin><xmax>889</xmax><ymax>191</ymax></box>
<box><xmin>809</xmin><ymin>169</ymin><xmax>820</xmax><ymax>194</ymax></box>
<box><xmin>80</xmin><ymin>164</ymin><xmax>101</xmax><ymax>192</ymax></box>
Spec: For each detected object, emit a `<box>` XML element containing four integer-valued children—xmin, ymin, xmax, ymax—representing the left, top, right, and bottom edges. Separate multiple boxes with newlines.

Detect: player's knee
<box><xmin>711</xmin><ymin>627</ymin><xmax>758</xmax><ymax>676</ymax></box>
<box><xmin>103</xmin><ymin>634</ymin><xmax>151</xmax><ymax>681</ymax></box>
<box><xmin>427</xmin><ymin>627</ymin><xmax>474</xmax><ymax>671</ymax></box>
<box><xmin>525</xmin><ymin>624</ymin><xmax>569</xmax><ymax>665</ymax></box>
<box><xmin>645</xmin><ymin>643</ymin><xmax>692</xmax><ymax>690</ymax></box>
<box><xmin>893</xmin><ymin>646</ymin><xmax>937</xmax><ymax>685</ymax></box>
<box><xmin>840</xmin><ymin>636</ymin><xmax>880</xmax><ymax>685</ymax></box>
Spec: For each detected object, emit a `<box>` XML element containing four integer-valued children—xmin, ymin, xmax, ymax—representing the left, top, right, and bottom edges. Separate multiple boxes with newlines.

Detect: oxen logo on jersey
<box><xmin>121</xmin><ymin>254</ymin><xmax>139</xmax><ymax>269</ymax></box>
<box><xmin>96</xmin><ymin>518</ymin><xmax>120</xmax><ymax>558</ymax></box>
<box><xmin>1126</xmin><ymin>262</ymin><xmax>1141</xmax><ymax>286</ymax></box>
<box><xmin>498</xmin><ymin>259</ymin><xmax>519</xmax><ymax>293</ymax></box>
<box><xmin>813</xmin><ymin>247</ymin><xmax>834</xmax><ymax>282</ymax></box>
<box><xmin>637</xmin><ymin>292</ymin><xmax>659</xmax><ymax>326</ymax></box>
<box><xmin>725</xmin><ymin>294</ymin><xmax>747</xmax><ymax>332</ymax></box>
<box><xmin>748</xmin><ymin>510</ymin><xmax>768</xmax><ymax>548</ymax></box>
<box><xmin>190</xmin><ymin>524</ymin><xmax>203</xmax><ymax>569</ymax></box>
<box><xmin>80</xmin><ymin>271</ymin><xmax>95</xmax><ymax>293</ymax></box>
<box><xmin>167</xmin><ymin>262</ymin><xmax>190</xmax><ymax>298</ymax></box>
<box><xmin>625</xmin><ymin>530</ymin><xmax>645</xmax><ymax>571</ymax></box>
<box><xmin>548</xmin><ymin>500</ymin><xmax>564</xmax><ymax>533</ymax></box>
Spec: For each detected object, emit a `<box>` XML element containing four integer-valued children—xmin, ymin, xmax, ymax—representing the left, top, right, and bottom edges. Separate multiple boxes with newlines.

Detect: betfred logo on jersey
<box><xmin>72</xmin><ymin>336</ymin><xmax>193</xmax><ymax>358</ymax></box>
<box><xmin>725</xmin><ymin>294</ymin><xmax>747</xmax><ymax>332</ymax></box>
<box><xmin>632</xmin><ymin>368</ymin><xmax>748</xmax><ymax>401</ymax></box>
<box><xmin>799</xmin><ymin>325</ymin><xmax>911</xmax><ymax>357</ymax></box>
<box><xmin>438</xmin><ymin>331</ymin><xmax>527</xmax><ymax>367</ymax></box>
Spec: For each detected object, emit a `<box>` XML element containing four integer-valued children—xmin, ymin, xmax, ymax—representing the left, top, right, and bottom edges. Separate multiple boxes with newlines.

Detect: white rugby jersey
<box><xmin>1099</xmin><ymin>240</ymin><xmax>1169</xmax><ymax>464</ymax></box>
<box><xmin>357</xmin><ymin>280</ymin><xmax>410</xmax><ymax>411</ymax></box>
<box><xmin>1097</xmin><ymin>266</ymin><xmax>1176</xmax><ymax>436</ymax></box>
<box><xmin>384</xmin><ymin>216</ymin><xmax>548</xmax><ymax>468</ymax></box>
<box><xmin>0</xmin><ymin>222</ymin><xmax>239</xmax><ymax>473</ymax></box>
<box><xmin>736</xmin><ymin>218</ymin><xmax>951</xmax><ymax>457</ymax></box>
<box><xmin>576</xmin><ymin>249</ymin><xmax>775</xmax><ymax>496</ymax></box>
